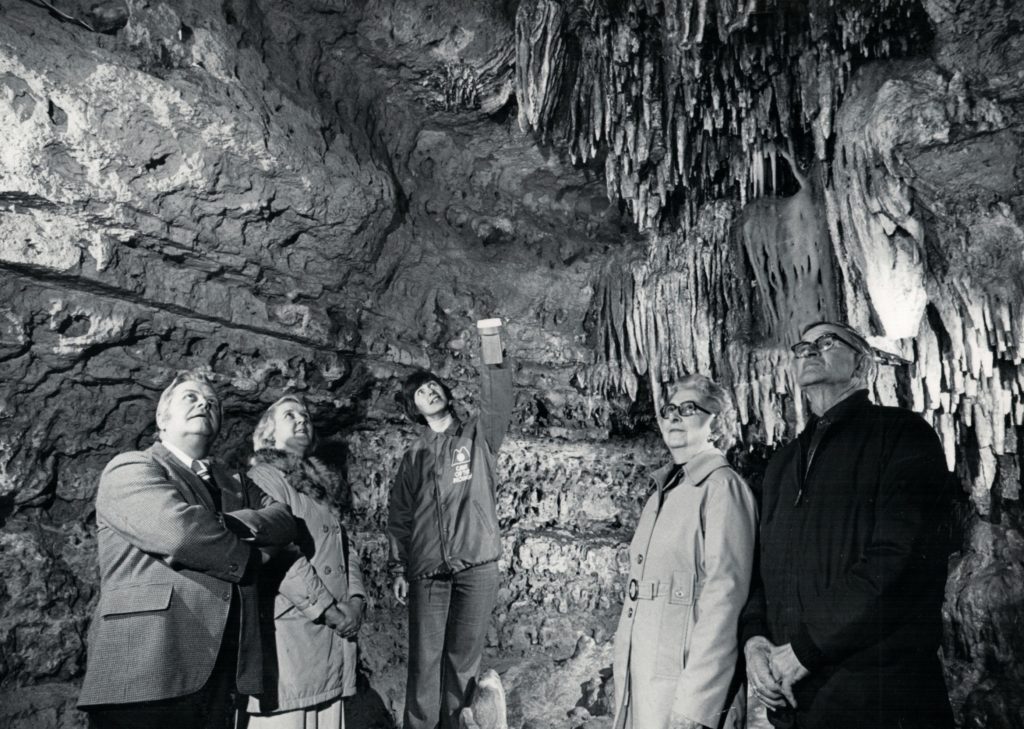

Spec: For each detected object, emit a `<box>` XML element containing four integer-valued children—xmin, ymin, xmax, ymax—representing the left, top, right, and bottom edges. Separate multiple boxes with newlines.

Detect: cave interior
<box><xmin>0</xmin><ymin>0</ymin><xmax>1023</xmax><ymax>727</ymax></box>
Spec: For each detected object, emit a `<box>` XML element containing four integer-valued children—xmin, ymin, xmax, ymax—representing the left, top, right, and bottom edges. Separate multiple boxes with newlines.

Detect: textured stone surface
<box><xmin>1</xmin><ymin>0</ymin><xmax>1023</xmax><ymax>727</ymax></box>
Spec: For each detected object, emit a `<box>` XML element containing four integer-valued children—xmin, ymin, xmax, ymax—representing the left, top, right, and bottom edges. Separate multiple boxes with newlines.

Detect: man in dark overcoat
<box><xmin>78</xmin><ymin>369</ymin><xmax>295</xmax><ymax>728</ymax></box>
<box><xmin>740</xmin><ymin>321</ymin><xmax>955</xmax><ymax>729</ymax></box>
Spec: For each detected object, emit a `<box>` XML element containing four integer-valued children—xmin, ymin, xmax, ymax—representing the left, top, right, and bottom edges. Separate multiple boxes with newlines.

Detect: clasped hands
<box><xmin>745</xmin><ymin>637</ymin><xmax>810</xmax><ymax>709</ymax></box>
<box><xmin>321</xmin><ymin>596</ymin><xmax>364</xmax><ymax>638</ymax></box>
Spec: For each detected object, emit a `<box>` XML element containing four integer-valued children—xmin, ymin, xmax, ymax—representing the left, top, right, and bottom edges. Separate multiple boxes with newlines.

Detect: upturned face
<box><xmin>657</xmin><ymin>385</ymin><xmax>715</xmax><ymax>453</ymax></box>
<box><xmin>413</xmin><ymin>380</ymin><xmax>448</xmax><ymax>418</ymax></box>
<box><xmin>793</xmin><ymin>324</ymin><xmax>862</xmax><ymax>389</ymax></box>
<box><xmin>158</xmin><ymin>381</ymin><xmax>221</xmax><ymax>440</ymax></box>
<box><xmin>271</xmin><ymin>401</ymin><xmax>313</xmax><ymax>456</ymax></box>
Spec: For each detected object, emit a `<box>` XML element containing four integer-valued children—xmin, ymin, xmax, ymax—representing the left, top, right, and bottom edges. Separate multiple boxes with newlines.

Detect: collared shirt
<box><xmin>160</xmin><ymin>439</ymin><xmax>221</xmax><ymax>512</ymax></box>
<box><xmin>160</xmin><ymin>438</ymin><xmax>202</xmax><ymax>472</ymax></box>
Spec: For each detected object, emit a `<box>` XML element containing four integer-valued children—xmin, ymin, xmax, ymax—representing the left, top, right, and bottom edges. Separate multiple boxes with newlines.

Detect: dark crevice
<box><xmin>143</xmin><ymin>153</ymin><xmax>172</xmax><ymax>171</ymax></box>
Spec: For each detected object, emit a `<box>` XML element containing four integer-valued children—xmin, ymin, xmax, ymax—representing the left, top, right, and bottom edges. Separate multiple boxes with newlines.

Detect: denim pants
<box><xmin>404</xmin><ymin>561</ymin><xmax>501</xmax><ymax>729</ymax></box>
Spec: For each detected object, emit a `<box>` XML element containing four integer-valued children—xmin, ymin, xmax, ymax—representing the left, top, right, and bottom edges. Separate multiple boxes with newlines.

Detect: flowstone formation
<box><xmin>1</xmin><ymin>0</ymin><xmax>1023</xmax><ymax>728</ymax></box>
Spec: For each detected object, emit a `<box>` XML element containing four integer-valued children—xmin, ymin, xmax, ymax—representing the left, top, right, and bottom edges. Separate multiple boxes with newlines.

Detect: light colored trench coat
<box><xmin>612</xmin><ymin>449</ymin><xmax>758</xmax><ymax>729</ymax></box>
<box><xmin>247</xmin><ymin>460</ymin><xmax>366</xmax><ymax>714</ymax></box>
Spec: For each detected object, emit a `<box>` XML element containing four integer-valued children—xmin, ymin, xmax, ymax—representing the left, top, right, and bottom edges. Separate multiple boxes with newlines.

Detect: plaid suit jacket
<box><xmin>78</xmin><ymin>442</ymin><xmax>295</xmax><ymax>707</ymax></box>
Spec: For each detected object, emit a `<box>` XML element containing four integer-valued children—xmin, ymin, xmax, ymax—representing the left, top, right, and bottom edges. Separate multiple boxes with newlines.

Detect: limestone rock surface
<box><xmin>1</xmin><ymin>0</ymin><xmax>1023</xmax><ymax>727</ymax></box>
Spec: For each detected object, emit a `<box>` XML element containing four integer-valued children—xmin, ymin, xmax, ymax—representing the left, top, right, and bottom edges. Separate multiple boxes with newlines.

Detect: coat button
<box><xmin>627</xmin><ymin>608</ymin><xmax>633</xmax><ymax>617</ymax></box>
<box><xmin>675</xmin><ymin>590</ymin><xmax>684</xmax><ymax>598</ymax></box>
<box><xmin>229</xmin><ymin>562</ymin><xmax>238</xmax><ymax>572</ymax></box>
<box><xmin>637</xmin><ymin>555</ymin><xmax>643</xmax><ymax>564</ymax></box>
<box><xmin>324</xmin><ymin>566</ymin><xmax>333</xmax><ymax>575</ymax></box>
<box><xmin>222</xmin><ymin>592</ymin><xmax>230</xmax><ymax>601</ymax></box>
<box><xmin>322</xmin><ymin>525</ymin><xmax>330</xmax><ymax>533</ymax></box>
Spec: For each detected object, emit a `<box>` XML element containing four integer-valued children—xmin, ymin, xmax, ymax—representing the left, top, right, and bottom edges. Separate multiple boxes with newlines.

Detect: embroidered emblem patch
<box><xmin>452</xmin><ymin>446</ymin><xmax>472</xmax><ymax>483</ymax></box>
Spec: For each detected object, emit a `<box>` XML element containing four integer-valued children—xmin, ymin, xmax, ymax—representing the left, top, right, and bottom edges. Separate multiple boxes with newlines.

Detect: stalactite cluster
<box><xmin>442</xmin><ymin>62</ymin><xmax>482</xmax><ymax>111</ymax></box>
<box><xmin>826</xmin><ymin>62</ymin><xmax>1024</xmax><ymax>512</ymax></box>
<box><xmin>514</xmin><ymin>0</ymin><xmax>929</xmax><ymax>229</ymax></box>
<box><xmin>735</xmin><ymin>149</ymin><xmax>839</xmax><ymax>346</ymax></box>
<box><xmin>579</xmin><ymin>201</ymin><xmax>811</xmax><ymax>445</ymax></box>
<box><xmin>581</xmin><ymin>193</ymin><xmax>934</xmax><ymax>455</ymax></box>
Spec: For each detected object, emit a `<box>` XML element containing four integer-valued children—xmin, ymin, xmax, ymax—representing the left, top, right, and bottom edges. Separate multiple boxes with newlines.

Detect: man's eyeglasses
<box><xmin>659</xmin><ymin>401</ymin><xmax>713</xmax><ymax>419</ymax></box>
<box><xmin>790</xmin><ymin>332</ymin><xmax>862</xmax><ymax>359</ymax></box>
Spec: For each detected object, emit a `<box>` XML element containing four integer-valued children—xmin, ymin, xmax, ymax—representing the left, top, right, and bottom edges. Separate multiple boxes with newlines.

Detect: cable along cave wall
<box><xmin>0</xmin><ymin>1</ymin><xmax>1022</xmax><ymax>728</ymax></box>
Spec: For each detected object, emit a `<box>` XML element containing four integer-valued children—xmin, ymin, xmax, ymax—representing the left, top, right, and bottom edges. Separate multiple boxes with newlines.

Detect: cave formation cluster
<box><xmin>1</xmin><ymin>0</ymin><xmax>1022</xmax><ymax>728</ymax></box>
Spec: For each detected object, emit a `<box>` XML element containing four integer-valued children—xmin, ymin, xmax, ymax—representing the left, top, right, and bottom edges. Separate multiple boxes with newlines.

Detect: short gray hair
<box><xmin>799</xmin><ymin>321</ymin><xmax>877</xmax><ymax>386</ymax></box>
<box><xmin>660</xmin><ymin>373</ymin><xmax>738</xmax><ymax>452</ymax></box>
<box><xmin>155</xmin><ymin>369</ymin><xmax>221</xmax><ymax>433</ymax></box>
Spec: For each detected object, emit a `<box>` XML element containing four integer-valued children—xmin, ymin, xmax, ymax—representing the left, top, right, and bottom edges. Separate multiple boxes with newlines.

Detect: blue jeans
<box><xmin>404</xmin><ymin>562</ymin><xmax>500</xmax><ymax>729</ymax></box>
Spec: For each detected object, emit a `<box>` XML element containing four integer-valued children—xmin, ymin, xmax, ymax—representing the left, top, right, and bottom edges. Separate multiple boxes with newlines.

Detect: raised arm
<box><xmin>477</xmin><ymin>360</ymin><xmax>514</xmax><ymax>453</ymax></box>
<box><xmin>96</xmin><ymin>452</ymin><xmax>251</xmax><ymax>583</ymax></box>
<box><xmin>672</xmin><ymin>473</ymin><xmax>758</xmax><ymax>728</ymax></box>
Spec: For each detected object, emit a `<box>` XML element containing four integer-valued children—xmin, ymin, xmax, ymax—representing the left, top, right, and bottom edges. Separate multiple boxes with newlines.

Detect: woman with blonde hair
<box><xmin>612</xmin><ymin>374</ymin><xmax>758</xmax><ymax>729</ymax></box>
<box><xmin>246</xmin><ymin>394</ymin><xmax>365</xmax><ymax>728</ymax></box>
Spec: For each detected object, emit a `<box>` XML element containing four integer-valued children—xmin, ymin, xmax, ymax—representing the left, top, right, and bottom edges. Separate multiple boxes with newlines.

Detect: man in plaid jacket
<box><xmin>78</xmin><ymin>369</ymin><xmax>295</xmax><ymax>729</ymax></box>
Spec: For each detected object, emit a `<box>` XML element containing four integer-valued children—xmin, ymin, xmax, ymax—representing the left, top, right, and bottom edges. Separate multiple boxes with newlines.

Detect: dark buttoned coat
<box><xmin>78</xmin><ymin>442</ymin><xmax>295</xmax><ymax>707</ymax></box>
<box><xmin>739</xmin><ymin>391</ymin><xmax>955</xmax><ymax>729</ymax></box>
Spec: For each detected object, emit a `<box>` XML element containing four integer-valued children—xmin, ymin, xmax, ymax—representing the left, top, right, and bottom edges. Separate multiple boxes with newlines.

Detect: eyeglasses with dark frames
<box><xmin>790</xmin><ymin>332</ymin><xmax>861</xmax><ymax>359</ymax></box>
<box><xmin>659</xmin><ymin>400</ymin><xmax>713</xmax><ymax>419</ymax></box>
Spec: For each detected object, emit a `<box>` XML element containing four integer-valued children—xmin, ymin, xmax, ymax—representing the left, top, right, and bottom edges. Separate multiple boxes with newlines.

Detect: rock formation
<box><xmin>0</xmin><ymin>0</ymin><xmax>1021</xmax><ymax>728</ymax></box>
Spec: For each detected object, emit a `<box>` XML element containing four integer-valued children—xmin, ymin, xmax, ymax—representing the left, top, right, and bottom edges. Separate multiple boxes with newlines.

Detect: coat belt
<box><xmin>628</xmin><ymin>577</ymin><xmax>702</xmax><ymax>602</ymax></box>
<box><xmin>628</xmin><ymin>578</ymin><xmax>667</xmax><ymax>600</ymax></box>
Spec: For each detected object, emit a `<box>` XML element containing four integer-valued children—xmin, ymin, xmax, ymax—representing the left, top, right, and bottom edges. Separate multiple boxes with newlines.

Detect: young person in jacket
<box><xmin>78</xmin><ymin>370</ymin><xmax>296</xmax><ymax>729</ymax></box>
<box><xmin>387</xmin><ymin>350</ymin><xmax>514</xmax><ymax>729</ymax></box>
<box><xmin>740</xmin><ymin>321</ymin><xmax>955</xmax><ymax>729</ymax></box>
<box><xmin>612</xmin><ymin>374</ymin><xmax>758</xmax><ymax>729</ymax></box>
<box><xmin>245</xmin><ymin>394</ymin><xmax>366</xmax><ymax>728</ymax></box>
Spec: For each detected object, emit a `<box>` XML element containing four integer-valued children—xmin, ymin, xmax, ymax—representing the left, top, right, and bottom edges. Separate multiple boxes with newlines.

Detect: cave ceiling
<box><xmin>1</xmin><ymin>0</ymin><xmax>1023</xmax><ymax>504</ymax></box>
<box><xmin>1</xmin><ymin>1</ymin><xmax>1024</xmax><ymax>725</ymax></box>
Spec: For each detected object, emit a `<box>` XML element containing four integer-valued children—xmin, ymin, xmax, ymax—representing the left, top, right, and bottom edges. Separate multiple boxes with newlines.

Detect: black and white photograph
<box><xmin>0</xmin><ymin>0</ymin><xmax>1020</xmax><ymax>728</ymax></box>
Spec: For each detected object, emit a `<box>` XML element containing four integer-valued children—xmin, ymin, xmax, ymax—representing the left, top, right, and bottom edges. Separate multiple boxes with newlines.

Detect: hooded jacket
<box><xmin>387</xmin><ymin>362</ymin><xmax>514</xmax><ymax>579</ymax></box>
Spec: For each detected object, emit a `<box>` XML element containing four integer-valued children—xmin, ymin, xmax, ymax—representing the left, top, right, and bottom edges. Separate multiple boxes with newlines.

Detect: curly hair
<box><xmin>252</xmin><ymin>394</ymin><xmax>316</xmax><ymax>454</ymax></box>
<box><xmin>659</xmin><ymin>373</ymin><xmax>738</xmax><ymax>452</ymax></box>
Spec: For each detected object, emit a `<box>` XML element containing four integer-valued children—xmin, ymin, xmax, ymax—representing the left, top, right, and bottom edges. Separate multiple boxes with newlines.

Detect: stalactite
<box><xmin>580</xmin><ymin>201</ymin><xmax>818</xmax><ymax>445</ymax></box>
<box><xmin>441</xmin><ymin>62</ymin><xmax>481</xmax><ymax>111</ymax></box>
<box><xmin>515</xmin><ymin>0</ymin><xmax>566</xmax><ymax>136</ymax></box>
<box><xmin>515</xmin><ymin>0</ymin><xmax>929</xmax><ymax>229</ymax></box>
<box><xmin>735</xmin><ymin>148</ymin><xmax>839</xmax><ymax>347</ymax></box>
<box><xmin>825</xmin><ymin>62</ymin><xmax>1024</xmax><ymax>511</ymax></box>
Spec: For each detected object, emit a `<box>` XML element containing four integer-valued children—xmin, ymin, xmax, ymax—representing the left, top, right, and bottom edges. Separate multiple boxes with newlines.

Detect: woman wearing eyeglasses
<box><xmin>612</xmin><ymin>374</ymin><xmax>758</xmax><ymax>729</ymax></box>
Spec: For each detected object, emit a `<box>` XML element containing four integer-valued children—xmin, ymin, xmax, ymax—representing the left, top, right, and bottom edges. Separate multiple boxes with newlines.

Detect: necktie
<box><xmin>191</xmin><ymin>459</ymin><xmax>222</xmax><ymax>512</ymax></box>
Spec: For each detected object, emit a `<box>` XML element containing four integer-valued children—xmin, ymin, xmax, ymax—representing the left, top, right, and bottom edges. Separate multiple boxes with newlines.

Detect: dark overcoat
<box><xmin>740</xmin><ymin>391</ymin><xmax>955</xmax><ymax>729</ymax></box>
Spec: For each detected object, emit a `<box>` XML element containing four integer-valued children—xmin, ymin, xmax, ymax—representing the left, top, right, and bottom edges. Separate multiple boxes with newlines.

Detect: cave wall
<box><xmin>1</xmin><ymin>1</ymin><xmax>1023</xmax><ymax>728</ymax></box>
